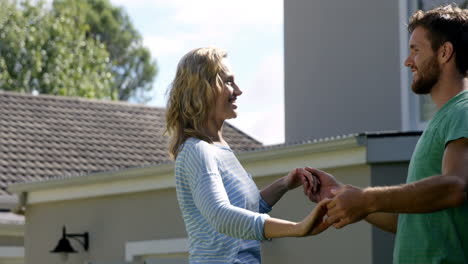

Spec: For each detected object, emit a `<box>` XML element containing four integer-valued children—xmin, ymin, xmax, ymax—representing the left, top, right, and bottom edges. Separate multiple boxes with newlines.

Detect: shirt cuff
<box><xmin>255</xmin><ymin>213</ymin><xmax>271</xmax><ymax>241</ymax></box>
<box><xmin>259</xmin><ymin>196</ymin><xmax>273</xmax><ymax>213</ymax></box>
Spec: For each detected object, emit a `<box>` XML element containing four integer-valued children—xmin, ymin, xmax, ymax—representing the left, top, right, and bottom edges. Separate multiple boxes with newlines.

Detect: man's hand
<box><xmin>326</xmin><ymin>185</ymin><xmax>374</xmax><ymax>229</ymax></box>
<box><xmin>304</xmin><ymin>167</ymin><xmax>344</xmax><ymax>202</ymax></box>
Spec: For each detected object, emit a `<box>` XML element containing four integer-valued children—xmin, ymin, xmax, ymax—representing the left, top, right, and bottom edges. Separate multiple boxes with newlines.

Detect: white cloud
<box><xmin>229</xmin><ymin>52</ymin><xmax>284</xmax><ymax>145</ymax></box>
<box><xmin>143</xmin><ymin>33</ymin><xmax>197</xmax><ymax>57</ymax></box>
<box><xmin>170</xmin><ymin>0</ymin><xmax>282</xmax><ymax>28</ymax></box>
<box><xmin>112</xmin><ymin>0</ymin><xmax>284</xmax><ymax>145</ymax></box>
<box><xmin>110</xmin><ymin>0</ymin><xmax>156</xmax><ymax>8</ymax></box>
<box><xmin>143</xmin><ymin>28</ymin><xmax>240</xmax><ymax>58</ymax></box>
<box><xmin>112</xmin><ymin>0</ymin><xmax>282</xmax><ymax>29</ymax></box>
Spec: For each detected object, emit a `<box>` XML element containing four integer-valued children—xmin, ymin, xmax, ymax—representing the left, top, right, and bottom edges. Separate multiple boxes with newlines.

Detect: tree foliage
<box><xmin>462</xmin><ymin>0</ymin><xmax>467</xmax><ymax>8</ymax></box>
<box><xmin>0</xmin><ymin>0</ymin><xmax>113</xmax><ymax>99</ymax></box>
<box><xmin>53</xmin><ymin>0</ymin><xmax>158</xmax><ymax>102</ymax></box>
<box><xmin>0</xmin><ymin>0</ymin><xmax>157</xmax><ymax>102</ymax></box>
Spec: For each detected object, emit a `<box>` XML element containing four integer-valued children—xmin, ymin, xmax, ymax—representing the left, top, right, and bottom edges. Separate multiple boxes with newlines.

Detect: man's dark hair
<box><xmin>408</xmin><ymin>4</ymin><xmax>468</xmax><ymax>77</ymax></box>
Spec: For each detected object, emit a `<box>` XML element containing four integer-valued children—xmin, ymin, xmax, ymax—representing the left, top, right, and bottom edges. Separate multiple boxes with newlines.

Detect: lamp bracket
<box><xmin>67</xmin><ymin>232</ymin><xmax>89</xmax><ymax>251</ymax></box>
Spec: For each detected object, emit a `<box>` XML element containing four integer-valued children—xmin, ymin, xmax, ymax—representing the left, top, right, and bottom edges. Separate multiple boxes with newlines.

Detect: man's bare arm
<box><xmin>365</xmin><ymin>212</ymin><xmax>398</xmax><ymax>233</ymax></box>
<box><xmin>327</xmin><ymin>138</ymin><xmax>468</xmax><ymax>228</ymax></box>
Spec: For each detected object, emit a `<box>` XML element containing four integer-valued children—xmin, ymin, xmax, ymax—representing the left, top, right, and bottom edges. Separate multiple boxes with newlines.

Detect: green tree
<box><xmin>53</xmin><ymin>0</ymin><xmax>158</xmax><ymax>102</ymax></box>
<box><xmin>0</xmin><ymin>0</ymin><xmax>113</xmax><ymax>99</ymax></box>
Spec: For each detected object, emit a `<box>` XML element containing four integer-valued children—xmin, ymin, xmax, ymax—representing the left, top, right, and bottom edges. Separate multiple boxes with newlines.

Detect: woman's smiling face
<box><xmin>213</xmin><ymin>58</ymin><xmax>243</xmax><ymax>122</ymax></box>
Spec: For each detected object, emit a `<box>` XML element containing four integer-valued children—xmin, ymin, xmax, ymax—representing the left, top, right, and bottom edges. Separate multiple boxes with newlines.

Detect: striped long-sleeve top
<box><xmin>175</xmin><ymin>138</ymin><xmax>272</xmax><ymax>263</ymax></box>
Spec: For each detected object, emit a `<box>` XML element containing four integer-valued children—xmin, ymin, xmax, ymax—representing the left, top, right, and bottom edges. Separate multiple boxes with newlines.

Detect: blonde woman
<box><xmin>166</xmin><ymin>47</ymin><xmax>329</xmax><ymax>264</ymax></box>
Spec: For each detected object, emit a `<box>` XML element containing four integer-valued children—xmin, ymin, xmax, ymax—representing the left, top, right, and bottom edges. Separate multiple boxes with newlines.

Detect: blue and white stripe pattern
<box><xmin>175</xmin><ymin>137</ymin><xmax>271</xmax><ymax>263</ymax></box>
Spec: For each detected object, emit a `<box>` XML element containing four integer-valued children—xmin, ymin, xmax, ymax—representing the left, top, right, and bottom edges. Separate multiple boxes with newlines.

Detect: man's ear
<box><xmin>439</xmin><ymin>41</ymin><xmax>454</xmax><ymax>64</ymax></box>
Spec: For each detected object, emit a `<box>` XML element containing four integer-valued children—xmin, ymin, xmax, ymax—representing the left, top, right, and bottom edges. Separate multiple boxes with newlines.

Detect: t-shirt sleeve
<box><xmin>184</xmin><ymin>142</ymin><xmax>269</xmax><ymax>240</ymax></box>
<box><xmin>444</xmin><ymin>106</ymin><xmax>468</xmax><ymax>146</ymax></box>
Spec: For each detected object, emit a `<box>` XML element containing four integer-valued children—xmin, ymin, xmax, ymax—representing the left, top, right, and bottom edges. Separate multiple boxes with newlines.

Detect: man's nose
<box><xmin>404</xmin><ymin>55</ymin><xmax>413</xmax><ymax>67</ymax></box>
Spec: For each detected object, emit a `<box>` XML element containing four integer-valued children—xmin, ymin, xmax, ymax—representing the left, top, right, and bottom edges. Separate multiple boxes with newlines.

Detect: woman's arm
<box><xmin>192</xmin><ymin>171</ymin><xmax>271</xmax><ymax>240</ymax></box>
<box><xmin>264</xmin><ymin>199</ymin><xmax>331</xmax><ymax>238</ymax></box>
<box><xmin>193</xmin><ymin>171</ymin><xmax>330</xmax><ymax>240</ymax></box>
<box><xmin>260</xmin><ymin>168</ymin><xmax>316</xmax><ymax>207</ymax></box>
<box><xmin>186</xmin><ymin>143</ymin><xmax>329</xmax><ymax>240</ymax></box>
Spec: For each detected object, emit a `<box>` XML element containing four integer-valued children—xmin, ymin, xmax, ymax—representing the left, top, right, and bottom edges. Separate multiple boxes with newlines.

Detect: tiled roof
<box><xmin>0</xmin><ymin>91</ymin><xmax>262</xmax><ymax>195</ymax></box>
<box><xmin>243</xmin><ymin>131</ymin><xmax>423</xmax><ymax>153</ymax></box>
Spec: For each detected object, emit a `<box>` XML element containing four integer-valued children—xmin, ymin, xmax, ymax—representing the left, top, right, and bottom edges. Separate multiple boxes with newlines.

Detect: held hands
<box><xmin>296</xmin><ymin>199</ymin><xmax>332</xmax><ymax>236</ymax></box>
<box><xmin>303</xmin><ymin>167</ymin><xmax>344</xmax><ymax>202</ymax></box>
<box><xmin>303</xmin><ymin>168</ymin><xmax>372</xmax><ymax>229</ymax></box>
<box><xmin>285</xmin><ymin>167</ymin><xmax>372</xmax><ymax>233</ymax></box>
<box><xmin>326</xmin><ymin>185</ymin><xmax>373</xmax><ymax>229</ymax></box>
<box><xmin>284</xmin><ymin>168</ymin><xmax>317</xmax><ymax>191</ymax></box>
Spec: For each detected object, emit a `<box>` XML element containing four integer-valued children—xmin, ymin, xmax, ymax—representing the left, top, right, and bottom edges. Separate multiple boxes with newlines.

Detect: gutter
<box><xmin>8</xmin><ymin>162</ymin><xmax>174</xmax><ymax>194</ymax></box>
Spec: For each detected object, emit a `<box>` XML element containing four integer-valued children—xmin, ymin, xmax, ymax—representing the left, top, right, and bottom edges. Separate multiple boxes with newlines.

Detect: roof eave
<box><xmin>8</xmin><ymin>162</ymin><xmax>174</xmax><ymax>194</ymax></box>
<box><xmin>9</xmin><ymin>136</ymin><xmax>362</xmax><ymax>195</ymax></box>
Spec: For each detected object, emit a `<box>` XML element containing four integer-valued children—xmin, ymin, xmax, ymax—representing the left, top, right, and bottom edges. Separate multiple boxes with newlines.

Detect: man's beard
<box><xmin>411</xmin><ymin>55</ymin><xmax>440</xmax><ymax>94</ymax></box>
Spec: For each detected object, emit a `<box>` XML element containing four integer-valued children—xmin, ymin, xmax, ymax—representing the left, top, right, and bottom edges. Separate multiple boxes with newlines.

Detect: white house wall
<box><xmin>23</xmin><ymin>163</ymin><xmax>371</xmax><ymax>264</ymax></box>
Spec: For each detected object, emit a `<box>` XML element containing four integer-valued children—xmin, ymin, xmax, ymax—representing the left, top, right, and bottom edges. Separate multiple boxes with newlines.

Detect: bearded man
<box><xmin>305</xmin><ymin>5</ymin><xmax>468</xmax><ymax>264</ymax></box>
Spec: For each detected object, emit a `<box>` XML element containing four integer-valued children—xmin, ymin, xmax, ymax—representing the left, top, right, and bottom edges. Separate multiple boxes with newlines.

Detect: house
<box><xmin>1</xmin><ymin>91</ymin><xmax>260</xmax><ymax>264</ymax></box>
<box><xmin>5</xmin><ymin>0</ymin><xmax>464</xmax><ymax>263</ymax></box>
<box><xmin>4</xmin><ymin>91</ymin><xmax>421</xmax><ymax>264</ymax></box>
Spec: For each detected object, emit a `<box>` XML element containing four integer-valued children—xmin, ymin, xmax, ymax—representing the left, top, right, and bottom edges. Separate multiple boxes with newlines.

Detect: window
<box><xmin>125</xmin><ymin>238</ymin><xmax>188</xmax><ymax>264</ymax></box>
<box><xmin>417</xmin><ymin>0</ymin><xmax>466</xmax><ymax>122</ymax></box>
<box><xmin>400</xmin><ymin>0</ymin><xmax>466</xmax><ymax>130</ymax></box>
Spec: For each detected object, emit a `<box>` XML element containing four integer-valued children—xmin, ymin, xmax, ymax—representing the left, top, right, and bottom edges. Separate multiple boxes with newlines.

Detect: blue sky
<box><xmin>110</xmin><ymin>0</ymin><xmax>285</xmax><ymax>145</ymax></box>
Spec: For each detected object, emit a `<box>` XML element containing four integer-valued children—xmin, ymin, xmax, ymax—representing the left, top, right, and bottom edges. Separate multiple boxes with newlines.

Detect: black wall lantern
<box><xmin>51</xmin><ymin>226</ymin><xmax>89</xmax><ymax>260</ymax></box>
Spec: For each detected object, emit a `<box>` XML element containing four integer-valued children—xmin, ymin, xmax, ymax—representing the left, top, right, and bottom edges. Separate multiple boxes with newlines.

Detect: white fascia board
<box><xmin>0</xmin><ymin>247</ymin><xmax>24</xmax><ymax>258</ymax></box>
<box><xmin>240</xmin><ymin>136</ymin><xmax>365</xmax><ymax>177</ymax></box>
<box><xmin>238</xmin><ymin>136</ymin><xmax>361</xmax><ymax>163</ymax></box>
<box><xmin>125</xmin><ymin>238</ymin><xmax>188</xmax><ymax>262</ymax></box>
<box><xmin>242</xmin><ymin>146</ymin><xmax>366</xmax><ymax>178</ymax></box>
<box><xmin>26</xmin><ymin>168</ymin><xmax>175</xmax><ymax>204</ymax></box>
<box><xmin>8</xmin><ymin>162</ymin><xmax>174</xmax><ymax>194</ymax></box>
<box><xmin>12</xmin><ymin>137</ymin><xmax>365</xmax><ymax>205</ymax></box>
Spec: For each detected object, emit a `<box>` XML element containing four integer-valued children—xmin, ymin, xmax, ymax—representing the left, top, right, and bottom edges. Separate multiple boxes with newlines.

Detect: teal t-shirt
<box><xmin>393</xmin><ymin>90</ymin><xmax>468</xmax><ymax>264</ymax></box>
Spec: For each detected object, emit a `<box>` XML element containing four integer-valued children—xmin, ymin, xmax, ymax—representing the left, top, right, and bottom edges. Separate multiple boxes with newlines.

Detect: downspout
<box><xmin>12</xmin><ymin>192</ymin><xmax>27</xmax><ymax>215</ymax></box>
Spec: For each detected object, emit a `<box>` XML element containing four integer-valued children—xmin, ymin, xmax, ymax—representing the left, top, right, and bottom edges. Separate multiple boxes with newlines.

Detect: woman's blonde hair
<box><xmin>165</xmin><ymin>47</ymin><xmax>228</xmax><ymax>159</ymax></box>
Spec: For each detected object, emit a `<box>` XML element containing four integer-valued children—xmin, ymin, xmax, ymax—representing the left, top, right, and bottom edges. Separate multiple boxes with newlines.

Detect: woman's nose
<box><xmin>234</xmin><ymin>85</ymin><xmax>242</xmax><ymax>96</ymax></box>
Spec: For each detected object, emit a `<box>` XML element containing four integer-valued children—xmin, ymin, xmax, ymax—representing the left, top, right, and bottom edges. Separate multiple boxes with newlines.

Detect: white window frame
<box><xmin>400</xmin><ymin>0</ymin><xmax>466</xmax><ymax>130</ymax></box>
<box><xmin>125</xmin><ymin>238</ymin><xmax>188</xmax><ymax>263</ymax></box>
<box><xmin>399</xmin><ymin>0</ymin><xmax>429</xmax><ymax>131</ymax></box>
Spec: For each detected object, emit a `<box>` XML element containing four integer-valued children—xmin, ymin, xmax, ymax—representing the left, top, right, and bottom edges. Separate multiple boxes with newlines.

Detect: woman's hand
<box><xmin>284</xmin><ymin>168</ymin><xmax>318</xmax><ymax>191</ymax></box>
<box><xmin>263</xmin><ymin>198</ymin><xmax>332</xmax><ymax>239</ymax></box>
<box><xmin>261</xmin><ymin>168</ymin><xmax>319</xmax><ymax>208</ymax></box>
<box><xmin>296</xmin><ymin>199</ymin><xmax>332</xmax><ymax>236</ymax></box>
